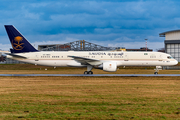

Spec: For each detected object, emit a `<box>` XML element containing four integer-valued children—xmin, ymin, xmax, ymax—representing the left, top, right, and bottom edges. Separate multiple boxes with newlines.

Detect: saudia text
<box><xmin>89</xmin><ymin>52</ymin><xmax>123</xmax><ymax>56</ymax></box>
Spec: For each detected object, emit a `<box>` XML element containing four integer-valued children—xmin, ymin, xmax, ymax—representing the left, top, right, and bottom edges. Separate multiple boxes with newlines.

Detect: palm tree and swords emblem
<box><xmin>12</xmin><ymin>36</ymin><xmax>24</xmax><ymax>50</ymax></box>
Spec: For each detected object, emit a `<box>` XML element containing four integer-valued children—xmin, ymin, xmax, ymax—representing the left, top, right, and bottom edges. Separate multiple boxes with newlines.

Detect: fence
<box><xmin>163</xmin><ymin>66</ymin><xmax>180</xmax><ymax>70</ymax></box>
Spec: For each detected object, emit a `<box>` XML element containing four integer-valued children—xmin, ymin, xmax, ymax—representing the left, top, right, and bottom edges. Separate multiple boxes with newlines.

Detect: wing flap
<box><xmin>68</xmin><ymin>56</ymin><xmax>102</xmax><ymax>66</ymax></box>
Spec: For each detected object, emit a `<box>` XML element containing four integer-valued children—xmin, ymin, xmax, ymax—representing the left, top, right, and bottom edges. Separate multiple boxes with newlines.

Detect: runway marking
<box><xmin>0</xmin><ymin>74</ymin><xmax>180</xmax><ymax>77</ymax></box>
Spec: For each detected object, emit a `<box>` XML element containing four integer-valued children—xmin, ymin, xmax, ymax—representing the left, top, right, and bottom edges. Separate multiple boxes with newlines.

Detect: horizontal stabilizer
<box><xmin>5</xmin><ymin>53</ymin><xmax>27</xmax><ymax>59</ymax></box>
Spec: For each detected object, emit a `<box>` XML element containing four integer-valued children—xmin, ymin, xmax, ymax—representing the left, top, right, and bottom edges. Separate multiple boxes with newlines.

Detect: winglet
<box><xmin>4</xmin><ymin>25</ymin><xmax>38</xmax><ymax>53</ymax></box>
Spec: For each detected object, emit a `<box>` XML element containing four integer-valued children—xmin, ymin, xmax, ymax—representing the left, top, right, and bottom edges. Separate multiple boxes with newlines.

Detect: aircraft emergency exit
<box><xmin>4</xmin><ymin>25</ymin><xmax>178</xmax><ymax>74</ymax></box>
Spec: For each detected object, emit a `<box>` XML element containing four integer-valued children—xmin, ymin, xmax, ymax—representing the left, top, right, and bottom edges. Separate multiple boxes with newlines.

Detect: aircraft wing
<box><xmin>5</xmin><ymin>53</ymin><xmax>27</xmax><ymax>59</ymax></box>
<box><xmin>68</xmin><ymin>56</ymin><xmax>102</xmax><ymax>66</ymax></box>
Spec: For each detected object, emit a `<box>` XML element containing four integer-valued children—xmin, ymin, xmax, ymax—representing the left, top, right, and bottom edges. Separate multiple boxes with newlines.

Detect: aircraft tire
<box><xmin>89</xmin><ymin>71</ymin><xmax>93</xmax><ymax>74</ymax></box>
<box><xmin>154</xmin><ymin>72</ymin><xmax>158</xmax><ymax>74</ymax></box>
<box><xmin>84</xmin><ymin>71</ymin><xmax>88</xmax><ymax>74</ymax></box>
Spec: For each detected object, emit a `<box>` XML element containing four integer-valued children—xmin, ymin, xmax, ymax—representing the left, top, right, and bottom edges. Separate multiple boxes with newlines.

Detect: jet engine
<box><xmin>103</xmin><ymin>62</ymin><xmax>117</xmax><ymax>72</ymax></box>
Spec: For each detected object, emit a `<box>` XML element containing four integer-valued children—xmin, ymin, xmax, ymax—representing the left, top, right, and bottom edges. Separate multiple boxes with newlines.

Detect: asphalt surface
<box><xmin>0</xmin><ymin>74</ymin><xmax>180</xmax><ymax>76</ymax></box>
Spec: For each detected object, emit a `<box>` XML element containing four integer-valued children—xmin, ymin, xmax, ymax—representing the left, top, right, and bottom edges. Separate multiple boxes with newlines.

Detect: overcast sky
<box><xmin>1</xmin><ymin>0</ymin><xmax>180</xmax><ymax>51</ymax></box>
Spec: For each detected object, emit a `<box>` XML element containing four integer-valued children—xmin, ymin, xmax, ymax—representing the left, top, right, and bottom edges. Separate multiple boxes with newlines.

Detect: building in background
<box><xmin>160</xmin><ymin>30</ymin><xmax>180</xmax><ymax>62</ymax></box>
<box><xmin>38</xmin><ymin>40</ymin><xmax>152</xmax><ymax>52</ymax></box>
<box><xmin>126</xmin><ymin>47</ymin><xmax>153</xmax><ymax>51</ymax></box>
<box><xmin>38</xmin><ymin>40</ymin><xmax>121</xmax><ymax>51</ymax></box>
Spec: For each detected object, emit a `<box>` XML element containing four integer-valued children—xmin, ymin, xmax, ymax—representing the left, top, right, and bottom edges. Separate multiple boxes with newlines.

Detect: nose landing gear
<box><xmin>154</xmin><ymin>72</ymin><xmax>158</xmax><ymax>74</ymax></box>
<box><xmin>154</xmin><ymin>66</ymin><xmax>162</xmax><ymax>74</ymax></box>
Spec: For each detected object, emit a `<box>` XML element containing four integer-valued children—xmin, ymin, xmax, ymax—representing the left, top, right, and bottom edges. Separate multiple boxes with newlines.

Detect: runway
<box><xmin>0</xmin><ymin>74</ymin><xmax>180</xmax><ymax>77</ymax></box>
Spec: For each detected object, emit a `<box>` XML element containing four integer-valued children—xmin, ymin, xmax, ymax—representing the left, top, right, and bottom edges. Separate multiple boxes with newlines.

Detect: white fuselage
<box><xmin>7</xmin><ymin>51</ymin><xmax>178</xmax><ymax>67</ymax></box>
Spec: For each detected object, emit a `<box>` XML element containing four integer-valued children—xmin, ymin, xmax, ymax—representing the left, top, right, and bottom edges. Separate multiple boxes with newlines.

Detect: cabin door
<box><xmin>124</xmin><ymin>54</ymin><xmax>129</xmax><ymax>61</ymax></box>
<box><xmin>35</xmin><ymin>54</ymin><xmax>39</xmax><ymax>61</ymax></box>
<box><xmin>159</xmin><ymin>55</ymin><xmax>163</xmax><ymax>61</ymax></box>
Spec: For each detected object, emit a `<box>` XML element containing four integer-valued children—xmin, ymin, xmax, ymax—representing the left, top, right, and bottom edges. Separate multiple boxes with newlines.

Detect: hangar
<box><xmin>160</xmin><ymin>30</ymin><xmax>180</xmax><ymax>62</ymax></box>
<box><xmin>38</xmin><ymin>40</ymin><xmax>119</xmax><ymax>51</ymax></box>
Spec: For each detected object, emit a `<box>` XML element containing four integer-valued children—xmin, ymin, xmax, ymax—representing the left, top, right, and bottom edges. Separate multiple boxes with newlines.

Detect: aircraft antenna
<box><xmin>145</xmin><ymin>39</ymin><xmax>148</xmax><ymax>51</ymax></box>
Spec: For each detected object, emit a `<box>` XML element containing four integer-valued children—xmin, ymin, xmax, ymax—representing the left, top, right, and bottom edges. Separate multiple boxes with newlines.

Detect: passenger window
<box><xmin>144</xmin><ymin>53</ymin><xmax>148</xmax><ymax>55</ymax></box>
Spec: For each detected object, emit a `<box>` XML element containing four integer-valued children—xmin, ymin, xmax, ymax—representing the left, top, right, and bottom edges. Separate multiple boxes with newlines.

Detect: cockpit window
<box><xmin>167</xmin><ymin>56</ymin><xmax>173</xmax><ymax>59</ymax></box>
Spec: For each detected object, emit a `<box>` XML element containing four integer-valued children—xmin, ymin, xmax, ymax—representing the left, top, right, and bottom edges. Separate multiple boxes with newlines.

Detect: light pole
<box><xmin>145</xmin><ymin>39</ymin><xmax>148</xmax><ymax>51</ymax></box>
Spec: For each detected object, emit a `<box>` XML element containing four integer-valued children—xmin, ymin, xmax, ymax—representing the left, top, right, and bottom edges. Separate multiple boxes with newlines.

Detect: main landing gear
<box><xmin>84</xmin><ymin>65</ymin><xmax>93</xmax><ymax>74</ymax></box>
<box><xmin>84</xmin><ymin>71</ymin><xmax>93</xmax><ymax>74</ymax></box>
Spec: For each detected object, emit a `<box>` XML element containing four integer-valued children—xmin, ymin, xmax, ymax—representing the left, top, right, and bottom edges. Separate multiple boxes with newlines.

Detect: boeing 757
<box><xmin>4</xmin><ymin>25</ymin><xmax>178</xmax><ymax>74</ymax></box>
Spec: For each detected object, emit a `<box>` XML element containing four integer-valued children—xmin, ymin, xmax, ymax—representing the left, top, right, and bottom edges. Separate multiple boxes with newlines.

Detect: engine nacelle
<box><xmin>103</xmin><ymin>62</ymin><xmax>117</xmax><ymax>72</ymax></box>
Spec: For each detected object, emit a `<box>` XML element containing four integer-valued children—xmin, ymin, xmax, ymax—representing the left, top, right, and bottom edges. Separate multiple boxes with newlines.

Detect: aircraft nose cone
<box><xmin>175</xmin><ymin>60</ymin><xmax>178</xmax><ymax>65</ymax></box>
<box><xmin>173</xmin><ymin>59</ymin><xmax>178</xmax><ymax>65</ymax></box>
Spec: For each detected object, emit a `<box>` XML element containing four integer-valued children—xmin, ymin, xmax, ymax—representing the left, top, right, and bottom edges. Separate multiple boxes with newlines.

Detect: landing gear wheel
<box><xmin>84</xmin><ymin>71</ymin><xmax>93</xmax><ymax>74</ymax></box>
<box><xmin>84</xmin><ymin>71</ymin><xmax>88</xmax><ymax>74</ymax></box>
<box><xmin>89</xmin><ymin>71</ymin><xmax>93</xmax><ymax>74</ymax></box>
<box><xmin>154</xmin><ymin>72</ymin><xmax>158</xmax><ymax>74</ymax></box>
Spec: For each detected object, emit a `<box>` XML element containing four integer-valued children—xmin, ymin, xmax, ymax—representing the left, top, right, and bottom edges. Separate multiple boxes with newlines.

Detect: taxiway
<box><xmin>0</xmin><ymin>74</ymin><xmax>180</xmax><ymax>77</ymax></box>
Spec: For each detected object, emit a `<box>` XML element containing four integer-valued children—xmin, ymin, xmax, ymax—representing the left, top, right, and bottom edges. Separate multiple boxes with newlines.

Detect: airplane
<box><xmin>4</xmin><ymin>25</ymin><xmax>178</xmax><ymax>74</ymax></box>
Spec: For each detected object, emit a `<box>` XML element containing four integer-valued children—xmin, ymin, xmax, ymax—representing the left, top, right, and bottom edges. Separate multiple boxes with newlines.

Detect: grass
<box><xmin>0</xmin><ymin>76</ymin><xmax>180</xmax><ymax>119</ymax></box>
<box><xmin>0</xmin><ymin>64</ymin><xmax>180</xmax><ymax>119</ymax></box>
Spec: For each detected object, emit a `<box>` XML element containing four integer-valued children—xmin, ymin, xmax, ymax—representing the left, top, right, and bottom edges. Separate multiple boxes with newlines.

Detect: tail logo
<box><xmin>12</xmin><ymin>36</ymin><xmax>24</xmax><ymax>50</ymax></box>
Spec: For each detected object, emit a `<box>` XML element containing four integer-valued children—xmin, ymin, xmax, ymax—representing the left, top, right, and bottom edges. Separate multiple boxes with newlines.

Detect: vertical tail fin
<box><xmin>4</xmin><ymin>25</ymin><xmax>38</xmax><ymax>53</ymax></box>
